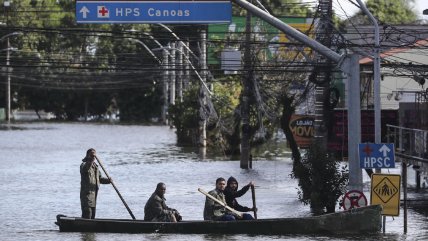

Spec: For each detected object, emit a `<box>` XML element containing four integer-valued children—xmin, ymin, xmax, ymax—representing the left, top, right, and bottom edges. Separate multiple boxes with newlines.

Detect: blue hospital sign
<box><xmin>76</xmin><ymin>0</ymin><xmax>232</xmax><ymax>24</ymax></box>
<box><xmin>359</xmin><ymin>143</ymin><xmax>395</xmax><ymax>168</ymax></box>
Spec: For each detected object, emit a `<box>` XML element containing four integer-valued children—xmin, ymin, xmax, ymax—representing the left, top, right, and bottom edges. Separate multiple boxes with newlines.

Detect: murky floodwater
<box><xmin>0</xmin><ymin>122</ymin><xmax>427</xmax><ymax>241</ymax></box>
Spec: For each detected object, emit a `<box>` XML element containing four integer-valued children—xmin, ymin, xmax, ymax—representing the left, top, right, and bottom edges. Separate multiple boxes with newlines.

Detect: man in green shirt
<box><xmin>80</xmin><ymin>148</ymin><xmax>111</xmax><ymax>219</ymax></box>
<box><xmin>203</xmin><ymin>177</ymin><xmax>236</xmax><ymax>221</ymax></box>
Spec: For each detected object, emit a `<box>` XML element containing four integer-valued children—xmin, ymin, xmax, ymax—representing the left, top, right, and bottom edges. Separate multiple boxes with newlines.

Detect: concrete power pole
<box><xmin>313</xmin><ymin>0</ymin><xmax>333</xmax><ymax>148</ymax></box>
<box><xmin>184</xmin><ymin>41</ymin><xmax>190</xmax><ymax>90</ymax></box>
<box><xmin>240</xmin><ymin>3</ymin><xmax>252</xmax><ymax>169</ymax></box>
<box><xmin>6</xmin><ymin>37</ymin><xmax>11</xmax><ymax>123</ymax></box>
<box><xmin>162</xmin><ymin>47</ymin><xmax>169</xmax><ymax>125</ymax></box>
<box><xmin>169</xmin><ymin>42</ymin><xmax>176</xmax><ymax>106</ymax></box>
<box><xmin>177</xmin><ymin>41</ymin><xmax>183</xmax><ymax>102</ymax></box>
<box><xmin>199</xmin><ymin>29</ymin><xmax>207</xmax><ymax>150</ymax></box>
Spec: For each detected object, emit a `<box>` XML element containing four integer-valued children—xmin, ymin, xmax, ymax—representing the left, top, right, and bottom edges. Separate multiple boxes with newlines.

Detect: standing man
<box><xmin>80</xmin><ymin>148</ymin><xmax>111</xmax><ymax>219</ymax></box>
<box><xmin>203</xmin><ymin>177</ymin><xmax>236</xmax><ymax>221</ymax></box>
<box><xmin>144</xmin><ymin>182</ymin><xmax>182</xmax><ymax>222</ymax></box>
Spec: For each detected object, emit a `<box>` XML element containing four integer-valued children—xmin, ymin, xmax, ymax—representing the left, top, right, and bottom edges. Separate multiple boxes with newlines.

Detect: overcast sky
<box><xmin>302</xmin><ymin>0</ymin><xmax>428</xmax><ymax>20</ymax></box>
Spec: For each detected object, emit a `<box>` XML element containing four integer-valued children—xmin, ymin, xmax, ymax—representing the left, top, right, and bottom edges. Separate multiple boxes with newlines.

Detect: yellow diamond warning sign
<box><xmin>373</xmin><ymin>177</ymin><xmax>398</xmax><ymax>203</ymax></box>
<box><xmin>371</xmin><ymin>174</ymin><xmax>401</xmax><ymax>216</ymax></box>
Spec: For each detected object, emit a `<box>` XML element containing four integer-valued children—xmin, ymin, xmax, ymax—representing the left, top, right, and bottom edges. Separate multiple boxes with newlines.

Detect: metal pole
<box><xmin>344</xmin><ymin>54</ymin><xmax>363</xmax><ymax>191</ymax></box>
<box><xmin>177</xmin><ymin>41</ymin><xmax>183</xmax><ymax>102</ymax></box>
<box><xmin>184</xmin><ymin>41</ymin><xmax>190</xmax><ymax>90</ymax></box>
<box><xmin>383</xmin><ymin>215</ymin><xmax>386</xmax><ymax>233</ymax></box>
<box><xmin>356</xmin><ymin>0</ymin><xmax>381</xmax><ymax>174</ymax></box>
<box><xmin>402</xmin><ymin>160</ymin><xmax>408</xmax><ymax>233</ymax></box>
<box><xmin>162</xmin><ymin>48</ymin><xmax>169</xmax><ymax>125</ymax></box>
<box><xmin>199</xmin><ymin>29</ymin><xmax>207</xmax><ymax>148</ymax></box>
<box><xmin>6</xmin><ymin>37</ymin><xmax>11</xmax><ymax>123</ymax></box>
<box><xmin>169</xmin><ymin>42</ymin><xmax>176</xmax><ymax>105</ymax></box>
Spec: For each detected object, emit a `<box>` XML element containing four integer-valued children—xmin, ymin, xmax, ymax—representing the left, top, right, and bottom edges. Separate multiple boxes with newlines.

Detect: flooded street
<box><xmin>0</xmin><ymin>122</ymin><xmax>427</xmax><ymax>240</ymax></box>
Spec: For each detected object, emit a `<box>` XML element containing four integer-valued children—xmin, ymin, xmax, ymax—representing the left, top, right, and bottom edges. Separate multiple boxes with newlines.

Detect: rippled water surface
<box><xmin>0</xmin><ymin>122</ymin><xmax>427</xmax><ymax>241</ymax></box>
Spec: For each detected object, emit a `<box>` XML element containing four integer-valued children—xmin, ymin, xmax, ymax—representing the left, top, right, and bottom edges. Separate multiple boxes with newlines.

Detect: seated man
<box><xmin>224</xmin><ymin>176</ymin><xmax>255</xmax><ymax>220</ymax></box>
<box><xmin>203</xmin><ymin>177</ymin><xmax>236</xmax><ymax>221</ymax></box>
<box><xmin>144</xmin><ymin>182</ymin><xmax>182</xmax><ymax>222</ymax></box>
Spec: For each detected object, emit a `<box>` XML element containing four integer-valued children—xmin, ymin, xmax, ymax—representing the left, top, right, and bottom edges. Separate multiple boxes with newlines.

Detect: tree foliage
<box><xmin>169</xmin><ymin>86</ymin><xmax>201</xmax><ymax>145</ymax></box>
<box><xmin>292</xmin><ymin>140</ymin><xmax>349</xmax><ymax>214</ymax></box>
<box><xmin>351</xmin><ymin>0</ymin><xmax>417</xmax><ymax>24</ymax></box>
<box><xmin>233</xmin><ymin>0</ymin><xmax>313</xmax><ymax>17</ymax></box>
<box><xmin>0</xmin><ymin>0</ymin><xmax>163</xmax><ymax>121</ymax></box>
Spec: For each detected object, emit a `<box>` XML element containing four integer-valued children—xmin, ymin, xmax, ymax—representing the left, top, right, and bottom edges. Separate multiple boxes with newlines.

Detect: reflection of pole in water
<box><xmin>381</xmin><ymin>182</ymin><xmax>390</xmax><ymax>196</ymax></box>
<box><xmin>198</xmin><ymin>147</ymin><xmax>206</xmax><ymax>160</ymax></box>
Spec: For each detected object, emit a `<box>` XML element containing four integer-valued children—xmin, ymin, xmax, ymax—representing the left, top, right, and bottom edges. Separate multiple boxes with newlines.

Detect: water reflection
<box><xmin>81</xmin><ymin>233</ymin><xmax>96</xmax><ymax>241</ymax></box>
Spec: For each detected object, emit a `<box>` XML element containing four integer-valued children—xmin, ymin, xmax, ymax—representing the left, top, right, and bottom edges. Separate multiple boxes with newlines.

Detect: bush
<box><xmin>292</xmin><ymin>139</ymin><xmax>349</xmax><ymax>214</ymax></box>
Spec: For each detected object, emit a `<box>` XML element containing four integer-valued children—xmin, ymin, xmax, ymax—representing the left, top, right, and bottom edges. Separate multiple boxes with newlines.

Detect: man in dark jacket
<box><xmin>80</xmin><ymin>148</ymin><xmax>111</xmax><ymax>219</ymax></box>
<box><xmin>144</xmin><ymin>183</ymin><xmax>182</xmax><ymax>222</ymax></box>
<box><xmin>224</xmin><ymin>176</ymin><xmax>255</xmax><ymax>220</ymax></box>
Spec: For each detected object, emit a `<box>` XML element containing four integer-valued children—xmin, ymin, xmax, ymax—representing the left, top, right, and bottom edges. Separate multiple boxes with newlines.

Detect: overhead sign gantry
<box><xmin>75</xmin><ymin>0</ymin><xmax>232</xmax><ymax>24</ymax></box>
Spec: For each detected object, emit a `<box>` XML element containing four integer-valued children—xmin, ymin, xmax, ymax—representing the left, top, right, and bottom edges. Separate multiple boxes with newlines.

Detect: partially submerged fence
<box><xmin>386</xmin><ymin>124</ymin><xmax>428</xmax><ymax>171</ymax></box>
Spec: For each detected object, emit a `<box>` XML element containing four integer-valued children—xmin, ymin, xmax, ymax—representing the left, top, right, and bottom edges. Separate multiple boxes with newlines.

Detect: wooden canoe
<box><xmin>55</xmin><ymin>205</ymin><xmax>382</xmax><ymax>235</ymax></box>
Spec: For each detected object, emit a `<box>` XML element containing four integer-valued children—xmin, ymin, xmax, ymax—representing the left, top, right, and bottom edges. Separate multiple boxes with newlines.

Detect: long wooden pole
<box><xmin>251</xmin><ymin>185</ymin><xmax>257</xmax><ymax>219</ymax></box>
<box><xmin>198</xmin><ymin>188</ymin><xmax>242</xmax><ymax>217</ymax></box>
<box><xmin>95</xmin><ymin>156</ymin><xmax>136</xmax><ymax>220</ymax></box>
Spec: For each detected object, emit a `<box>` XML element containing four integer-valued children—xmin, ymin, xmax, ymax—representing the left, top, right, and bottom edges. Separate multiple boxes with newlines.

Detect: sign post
<box><xmin>75</xmin><ymin>0</ymin><xmax>232</xmax><ymax>24</ymax></box>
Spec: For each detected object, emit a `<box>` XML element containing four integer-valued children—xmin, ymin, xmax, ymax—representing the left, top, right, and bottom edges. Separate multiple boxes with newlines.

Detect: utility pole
<box><xmin>199</xmin><ymin>28</ymin><xmax>207</xmax><ymax>150</ymax></box>
<box><xmin>162</xmin><ymin>47</ymin><xmax>169</xmax><ymax>125</ymax></box>
<box><xmin>232</xmin><ymin>0</ymin><xmax>362</xmax><ymax>190</ymax></box>
<box><xmin>169</xmin><ymin>42</ymin><xmax>176</xmax><ymax>106</ymax></box>
<box><xmin>4</xmin><ymin>0</ymin><xmax>11</xmax><ymax>123</ymax></box>
<box><xmin>313</xmin><ymin>0</ymin><xmax>333</xmax><ymax>147</ymax></box>
<box><xmin>177</xmin><ymin>41</ymin><xmax>183</xmax><ymax>102</ymax></box>
<box><xmin>240</xmin><ymin>1</ymin><xmax>252</xmax><ymax>169</ymax></box>
<box><xmin>6</xmin><ymin>37</ymin><xmax>11</xmax><ymax>123</ymax></box>
<box><xmin>183</xmin><ymin>41</ymin><xmax>190</xmax><ymax>90</ymax></box>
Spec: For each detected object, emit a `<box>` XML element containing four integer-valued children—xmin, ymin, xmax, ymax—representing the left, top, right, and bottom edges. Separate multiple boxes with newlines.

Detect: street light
<box><xmin>0</xmin><ymin>32</ymin><xmax>22</xmax><ymax>42</ymax></box>
<box><xmin>1</xmin><ymin>31</ymin><xmax>23</xmax><ymax>123</ymax></box>
<box><xmin>151</xmin><ymin>46</ymin><xmax>211</xmax><ymax>95</ymax></box>
<box><xmin>127</xmin><ymin>38</ymin><xmax>161</xmax><ymax>64</ymax></box>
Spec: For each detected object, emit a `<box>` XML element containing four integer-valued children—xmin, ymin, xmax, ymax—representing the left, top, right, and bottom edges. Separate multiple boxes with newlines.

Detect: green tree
<box><xmin>169</xmin><ymin>86</ymin><xmax>201</xmax><ymax>145</ymax></box>
<box><xmin>1</xmin><ymin>1</ymin><xmax>162</xmax><ymax>121</ymax></box>
<box><xmin>351</xmin><ymin>0</ymin><xmax>417</xmax><ymax>24</ymax></box>
<box><xmin>233</xmin><ymin>0</ymin><xmax>313</xmax><ymax>17</ymax></box>
<box><xmin>292</xmin><ymin>139</ymin><xmax>349</xmax><ymax>214</ymax></box>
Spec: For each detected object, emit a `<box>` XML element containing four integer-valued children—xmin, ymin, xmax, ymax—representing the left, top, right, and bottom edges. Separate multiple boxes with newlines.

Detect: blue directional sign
<box><xmin>76</xmin><ymin>0</ymin><xmax>232</xmax><ymax>24</ymax></box>
<box><xmin>359</xmin><ymin>143</ymin><xmax>395</xmax><ymax>168</ymax></box>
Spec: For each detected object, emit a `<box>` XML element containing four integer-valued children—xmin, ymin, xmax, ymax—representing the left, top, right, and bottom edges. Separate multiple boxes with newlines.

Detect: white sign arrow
<box><xmin>80</xmin><ymin>6</ymin><xmax>90</xmax><ymax>19</ymax></box>
<box><xmin>379</xmin><ymin>144</ymin><xmax>391</xmax><ymax>157</ymax></box>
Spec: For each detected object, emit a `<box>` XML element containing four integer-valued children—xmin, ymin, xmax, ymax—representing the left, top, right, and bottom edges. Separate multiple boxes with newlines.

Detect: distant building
<box><xmin>343</xmin><ymin>24</ymin><xmax>428</xmax><ymax>129</ymax></box>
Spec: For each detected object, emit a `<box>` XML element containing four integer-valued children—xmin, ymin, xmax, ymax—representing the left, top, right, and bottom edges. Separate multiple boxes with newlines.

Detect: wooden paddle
<box><xmin>95</xmin><ymin>156</ymin><xmax>136</xmax><ymax>220</ymax></box>
<box><xmin>251</xmin><ymin>185</ymin><xmax>257</xmax><ymax>219</ymax></box>
<box><xmin>198</xmin><ymin>188</ymin><xmax>242</xmax><ymax>218</ymax></box>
